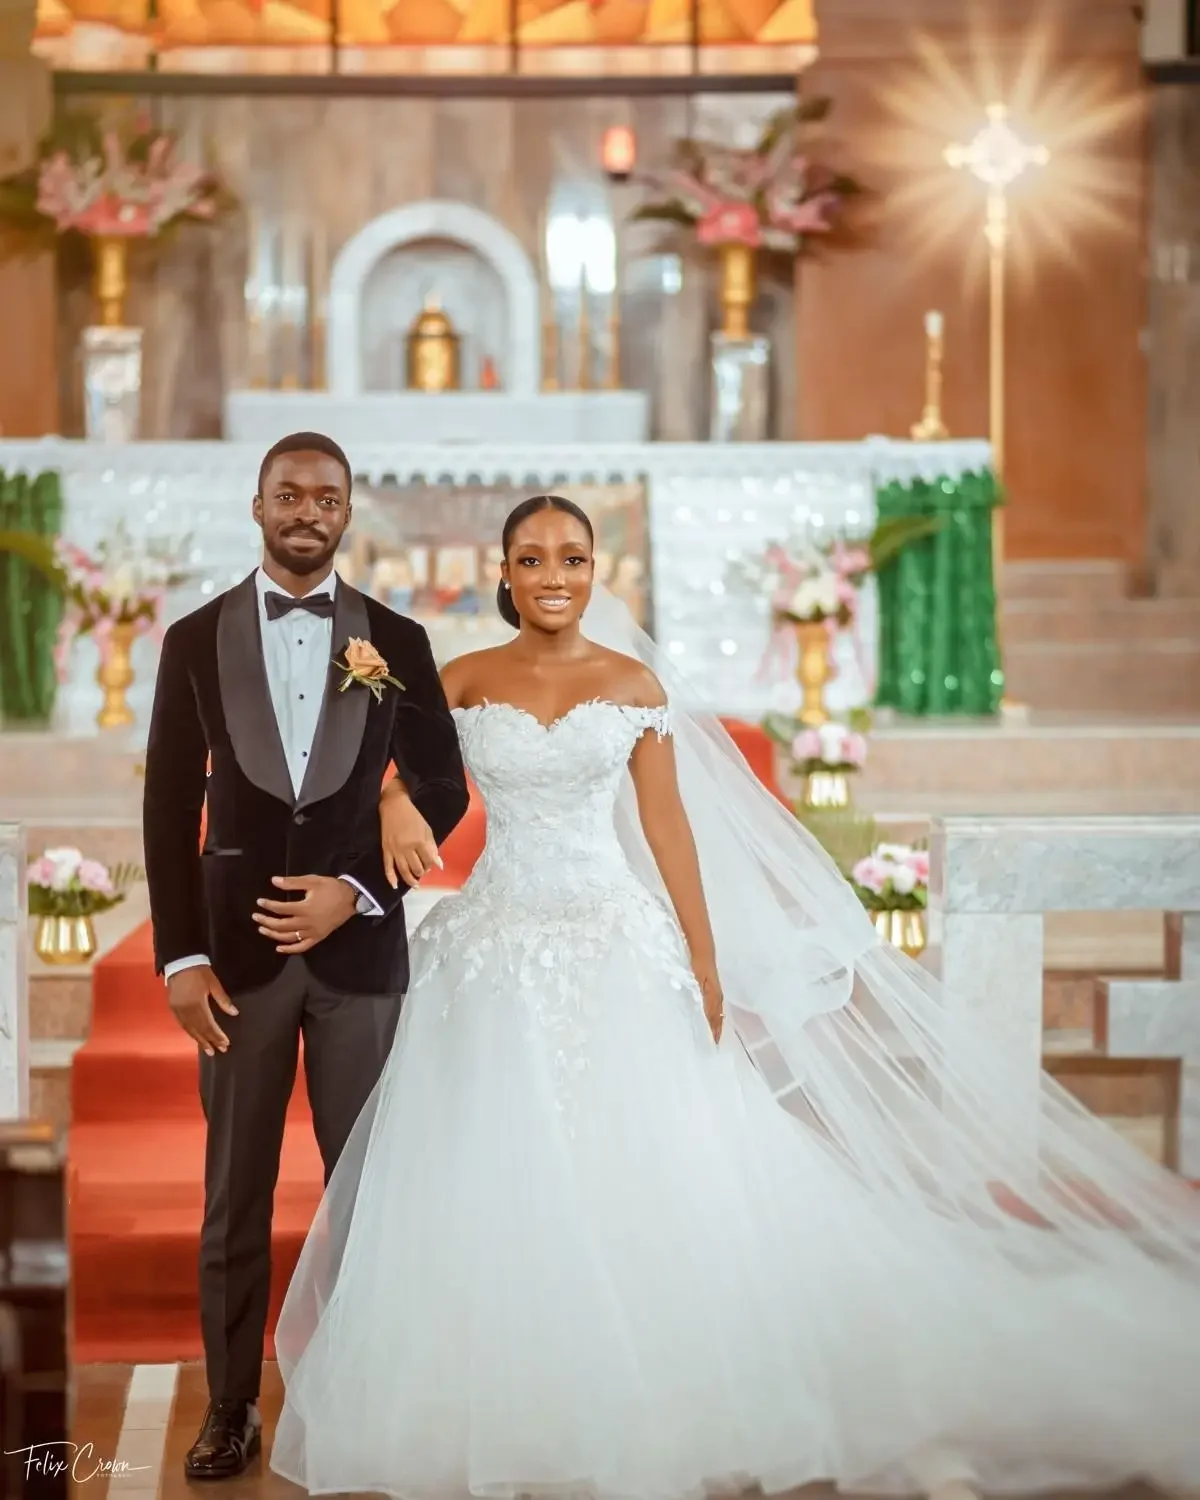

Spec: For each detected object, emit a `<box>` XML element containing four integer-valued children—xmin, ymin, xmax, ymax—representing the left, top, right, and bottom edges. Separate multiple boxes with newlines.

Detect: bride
<box><xmin>270</xmin><ymin>494</ymin><xmax>1200</xmax><ymax>1500</ymax></box>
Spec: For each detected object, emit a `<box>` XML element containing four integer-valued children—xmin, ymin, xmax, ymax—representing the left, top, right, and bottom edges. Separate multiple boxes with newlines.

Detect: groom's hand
<box><xmin>253</xmin><ymin>875</ymin><xmax>358</xmax><ymax>953</ymax></box>
<box><xmin>167</xmin><ymin>965</ymin><xmax>238</xmax><ymax>1057</ymax></box>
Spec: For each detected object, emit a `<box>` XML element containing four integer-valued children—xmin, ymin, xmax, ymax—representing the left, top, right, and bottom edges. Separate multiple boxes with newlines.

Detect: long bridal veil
<box><xmin>275</xmin><ymin>583</ymin><xmax>1200</xmax><ymax>1467</ymax></box>
<box><xmin>578</xmin><ymin>584</ymin><xmax>1200</xmax><ymax>1268</ymax></box>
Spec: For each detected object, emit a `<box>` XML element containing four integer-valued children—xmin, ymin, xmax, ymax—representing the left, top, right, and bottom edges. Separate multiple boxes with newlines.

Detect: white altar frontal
<box><xmin>0</xmin><ymin>435</ymin><xmax>991</xmax><ymax>736</ymax></box>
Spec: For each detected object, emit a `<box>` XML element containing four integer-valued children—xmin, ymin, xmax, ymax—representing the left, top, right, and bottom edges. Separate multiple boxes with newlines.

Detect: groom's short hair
<box><xmin>257</xmin><ymin>432</ymin><xmax>353</xmax><ymax>497</ymax></box>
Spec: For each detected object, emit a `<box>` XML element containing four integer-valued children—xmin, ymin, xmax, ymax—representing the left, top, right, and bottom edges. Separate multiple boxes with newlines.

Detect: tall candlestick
<box><xmin>605</xmin><ymin>225</ymin><xmax>622</xmax><ymax>390</ymax></box>
<box><xmin>537</xmin><ymin>206</ymin><xmax>559</xmax><ymax>391</ymax></box>
<box><xmin>911</xmin><ymin>307</ymin><xmax>949</xmax><ymax>441</ymax></box>
<box><xmin>576</xmin><ymin>269</ymin><xmax>591</xmax><ymax>391</ymax></box>
<box><xmin>307</xmin><ymin>223</ymin><xmax>328</xmax><ymax>390</ymax></box>
<box><xmin>278</xmin><ymin>213</ymin><xmax>306</xmax><ymax>391</ymax></box>
<box><xmin>245</xmin><ymin>208</ymin><xmax>269</xmax><ymax>390</ymax></box>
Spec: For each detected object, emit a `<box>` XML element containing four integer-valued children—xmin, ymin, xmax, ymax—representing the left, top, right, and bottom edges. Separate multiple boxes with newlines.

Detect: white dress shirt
<box><xmin>163</xmin><ymin>567</ymin><xmax>381</xmax><ymax>983</ymax></box>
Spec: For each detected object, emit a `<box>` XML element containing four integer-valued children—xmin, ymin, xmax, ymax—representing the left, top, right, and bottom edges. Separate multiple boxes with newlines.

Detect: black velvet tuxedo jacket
<box><xmin>142</xmin><ymin>573</ymin><xmax>470</xmax><ymax>998</ymax></box>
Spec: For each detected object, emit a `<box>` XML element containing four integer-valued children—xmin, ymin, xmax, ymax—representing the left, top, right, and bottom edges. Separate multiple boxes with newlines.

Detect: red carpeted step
<box><xmin>70</xmin><ymin>1116</ymin><xmax>320</xmax><ymax>1364</ymax></box>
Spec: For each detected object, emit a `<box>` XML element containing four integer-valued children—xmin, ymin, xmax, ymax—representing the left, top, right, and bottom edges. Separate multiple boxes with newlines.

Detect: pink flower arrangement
<box><xmin>631</xmin><ymin>98</ymin><xmax>858</xmax><ymax>257</ymax></box>
<box><xmin>26</xmin><ymin>847</ymin><xmax>139</xmax><ymax>918</ymax></box>
<box><xmin>35</xmin><ymin>129</ymin><xmax>219</xmax><ymax>238</ymax></box>
<box><xmin>851</xmin><ymin>844</ymin><xmax>929</xmax><ymax>913</ymax></box>
<box><xmin>52</xmin><ymin>520</ymin><xmax>191</xmax><ymax>681</ymax></box>
<box><xmin>0</xmin><ymin>113</ymin><xmax>230</xmax><ymax>245</ymax></box>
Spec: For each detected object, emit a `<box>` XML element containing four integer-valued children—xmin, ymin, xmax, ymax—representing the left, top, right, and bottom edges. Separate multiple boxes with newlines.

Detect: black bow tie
<box><xmin>265</xmin><ymin>590</ymin><xmax>335</xmax><ymax>621</ymax></box>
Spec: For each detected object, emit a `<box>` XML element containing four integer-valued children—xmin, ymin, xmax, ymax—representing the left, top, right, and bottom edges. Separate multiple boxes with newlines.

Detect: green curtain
<box><xmin>874</xmin><ymin>468</ymin><xmax>1003</xmax><ymax>717</ymax></box>
<box><xmin>0</xmin><ymin>469</ymin><xmax>65</xmax><ymax>726</ymax></box>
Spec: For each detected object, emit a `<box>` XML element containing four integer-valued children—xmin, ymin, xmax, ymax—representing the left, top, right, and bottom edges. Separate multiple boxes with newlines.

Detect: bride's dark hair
<box><xmin>497</xmin><ymin>494</ymin><xmax>594</xmax><ymax>629</ymax></box>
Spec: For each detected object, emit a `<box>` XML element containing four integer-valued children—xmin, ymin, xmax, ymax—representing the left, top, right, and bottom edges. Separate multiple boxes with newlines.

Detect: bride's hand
<box><xmin>380</xmin><ymin>779</ymin><xmax>443</xmax><ymax>889</ymax></box>
<box><xmin>692</xmin><ymin>959</ymin><xmax>724</xmax><ymax>1044</ymax></box>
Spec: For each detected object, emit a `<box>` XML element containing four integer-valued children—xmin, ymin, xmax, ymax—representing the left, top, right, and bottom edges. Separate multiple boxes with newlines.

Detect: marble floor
<box><xmin>70</xmin><ymin>1362</ymin><xmax>1180</xmax><ymax>1500</ymax></box>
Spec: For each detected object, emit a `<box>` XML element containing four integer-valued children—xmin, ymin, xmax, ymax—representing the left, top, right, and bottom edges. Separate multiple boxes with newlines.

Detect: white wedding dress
<box><xmin>271</xmin><ymin>690</ymin><xmax>1200</xmax><ymax>1500</ymax></box>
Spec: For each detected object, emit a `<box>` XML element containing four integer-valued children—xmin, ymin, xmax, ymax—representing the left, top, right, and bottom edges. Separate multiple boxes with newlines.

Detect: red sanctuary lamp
<box><xmin>601</xmin><ymin>125</ymin><xmax>636</xmax><ymax>182</ymax></box>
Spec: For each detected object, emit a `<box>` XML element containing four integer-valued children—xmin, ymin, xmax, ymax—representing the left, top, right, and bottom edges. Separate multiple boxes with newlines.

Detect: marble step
<box><xmin>856</xmin><ymin>721</ymin><xmax>1200</xmax><ymax>797</ymax></box>
<box><xmin>1003</xmin><ymin>640</ymin><xmax>1200</xmax><ymax>714</ymax></box>
<box><xmin>31</xmin><ymin>970</ymin><xmax>93</xmax><ymax>1040</ymax></box>
<box><xmin>0</xmin><ymin>731</ymin><xmax>144</xmax><ymax>795</ymax></box>
<box><xmin>1002</xmin><ymin>560</ymin><xmax>1131</xmax><ymax>601</ymax></box>
<box><xmin>29</xmin><ymin>1038</ymin><xmax>79</xmax><ymax>1131</ymax></box>
<box><xmin>1001</xmin><ymin>597</ymin><xmax>1200</xmax><ymax>644</ymax></box>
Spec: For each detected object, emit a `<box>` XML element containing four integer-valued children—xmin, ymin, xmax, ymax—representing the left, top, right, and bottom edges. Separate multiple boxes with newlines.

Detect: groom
<box><xmin>142</xmin><ymin>432</ymin><xmax>469</xmax><ymax>1480</ymax></box>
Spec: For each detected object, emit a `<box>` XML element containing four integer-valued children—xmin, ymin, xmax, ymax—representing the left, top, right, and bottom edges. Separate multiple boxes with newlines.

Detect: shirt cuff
<box><xmin>338</xmin><ymin>874</ymin><xmax>384</xmax><ymax>918</ymax></box>
<box><xmin>164</xmin><ymin>954</ymin><xmax>210</xmax><ymax>981</ymax></box>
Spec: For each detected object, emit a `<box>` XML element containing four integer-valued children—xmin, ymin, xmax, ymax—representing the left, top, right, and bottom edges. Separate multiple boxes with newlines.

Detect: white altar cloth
<box><xmin>0</xmin><ymin>437</ymin><xmax>991</xmax><ymax>734</ymax></box>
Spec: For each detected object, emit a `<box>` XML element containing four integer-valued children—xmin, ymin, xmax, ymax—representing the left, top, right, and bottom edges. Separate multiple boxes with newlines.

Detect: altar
<box><xmin>0</xmin><ymin>434</ymin><xmax>991</xmax><ymax>735</ymax></box>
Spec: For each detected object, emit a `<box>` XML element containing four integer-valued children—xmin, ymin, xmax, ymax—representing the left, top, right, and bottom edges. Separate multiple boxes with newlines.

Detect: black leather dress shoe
<box><xmin>183</xmin><ymin>1399</ymin><xmax>262</xmax><ymax>1481</ymax></box>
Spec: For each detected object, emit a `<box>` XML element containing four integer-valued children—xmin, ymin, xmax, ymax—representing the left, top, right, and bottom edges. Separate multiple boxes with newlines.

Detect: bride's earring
<box><xmin>503</xmin><ymin>581</ymin><xmax>511</xmax><ymax>590</ymax></box>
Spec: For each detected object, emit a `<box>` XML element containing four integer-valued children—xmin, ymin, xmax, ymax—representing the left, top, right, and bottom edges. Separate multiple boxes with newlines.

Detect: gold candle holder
<box><xmin>911</xmin><ymin>309</ymin><xmax>949</xmax><ymax>441</ymax></box>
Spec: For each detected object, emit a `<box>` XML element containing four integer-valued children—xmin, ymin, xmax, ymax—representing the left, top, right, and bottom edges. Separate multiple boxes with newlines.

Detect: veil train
<box><xmin>580</xmin><ymin>582</ymin><xmax>1200</xmax><ymax>1262</ymax></box>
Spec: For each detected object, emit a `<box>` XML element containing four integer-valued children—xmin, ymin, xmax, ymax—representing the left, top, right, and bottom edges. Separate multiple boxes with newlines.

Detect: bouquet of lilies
<box><xmin>630</xmin><ymin>98</ymin><xmax>858</xmax><ymax>256</ymax></box>
<box><xmin>851</xmin><ymin>844</ymin><xmax>930</xmax><ymax>913</ymax></box>
<box><xmin>0</xmin><ymin>113</ymin><xmax>229</xmax><ymax>244</ymax></box>
<box><xmin>27</xmin><ymin>847</ymin><xmax>141</xmax><ymax>919</ymax></box>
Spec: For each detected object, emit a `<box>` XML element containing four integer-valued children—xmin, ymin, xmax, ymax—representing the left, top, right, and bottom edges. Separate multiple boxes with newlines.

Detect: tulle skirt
<box><xmin>269</xmin><ymin>889</ymin><xmax>1200</xmax><ymax>1500</ymax></box>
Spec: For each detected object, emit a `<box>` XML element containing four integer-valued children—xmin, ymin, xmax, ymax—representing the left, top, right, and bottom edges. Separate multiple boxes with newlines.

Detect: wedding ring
<box><xmin>294</xmin><ymin>932</ymin><xmax>301</xmax><ymax>944</ymax></box>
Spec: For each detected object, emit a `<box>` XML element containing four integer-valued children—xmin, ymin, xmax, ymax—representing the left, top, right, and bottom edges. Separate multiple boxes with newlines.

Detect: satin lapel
<box><xmin>216</xmin><ymin>574</ymin><xmax>294</xmax><ymax>807</ymax></box>
<box><xmin>296</xmin><ymin>581</ymin><xmax>371</xmax><ymax>811</ymax></box>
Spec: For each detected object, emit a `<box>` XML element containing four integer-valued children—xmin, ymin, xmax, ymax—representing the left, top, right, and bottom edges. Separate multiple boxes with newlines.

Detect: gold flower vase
<box><xmin>801</xmin><ymin>769</ymin><xmax>851</xmax><ymax>810</ymax></box>
<box><xmin>719</xmin><ymin>243</ymin><xmax>756</xmax><ymax>339</ymax></box>
<box><xmin>96</xmin><ymin>621</ymin><xmax>137</xmax><ymax>731</ymax></box>
<box><xmin>872</xmin><ymin>909</ymin><xmax>927</xmax><ymax>959</ymax></box>
<box><xmin>34</xmin><ymin>915</ymin><xmax>98</xmax><ymax>966</ymax></box>
<box><xmin>93</xmin><ymin>235</ymin><xmax>130</xmax><ymax>327</ymax></box>
<box><xmin>793</xmin><ymin>619</ymin><xmax>831</xmax><ymax>728</ymax></box>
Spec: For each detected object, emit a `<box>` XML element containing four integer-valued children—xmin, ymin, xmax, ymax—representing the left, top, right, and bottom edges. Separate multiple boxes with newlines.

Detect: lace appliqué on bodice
<box><xmin>409</xmin><ymin>701</ymin><xmax>704</xmax><ymax>1121</ymax></box>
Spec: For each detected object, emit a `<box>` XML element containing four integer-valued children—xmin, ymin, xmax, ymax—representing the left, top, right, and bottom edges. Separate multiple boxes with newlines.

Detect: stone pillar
<box><xmin>928</xmin><ymin>814</ymin><xmax>1200</xmax><ymax>1166</ymax></box>
<box><xmin>0</xmin><ymin>823</ymin><xmax>29</xmax><ymax>1119</ymax></box>
<box><xmin>1098</xmin><ymin>912</ymin><xmax>1200</xmax><ymax>1175</ymax></box>
<box><xmin>0</xmin><ymin>0</ymin><xmax>58</xmax><ymax>438</ymax></box>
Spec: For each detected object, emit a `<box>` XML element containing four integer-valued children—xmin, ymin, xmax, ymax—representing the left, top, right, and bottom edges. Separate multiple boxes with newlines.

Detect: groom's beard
<box><xmin>266</xmin><ymin>528</ymin><xmax>341</xmax><ymax>577</ymax></box>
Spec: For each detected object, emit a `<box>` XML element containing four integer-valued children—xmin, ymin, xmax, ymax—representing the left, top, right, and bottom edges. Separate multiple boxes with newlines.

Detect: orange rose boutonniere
<box><xmin>334</xmin><ymin>638</ymin><xmax>404</xmax><ymax>703</ymax></box>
